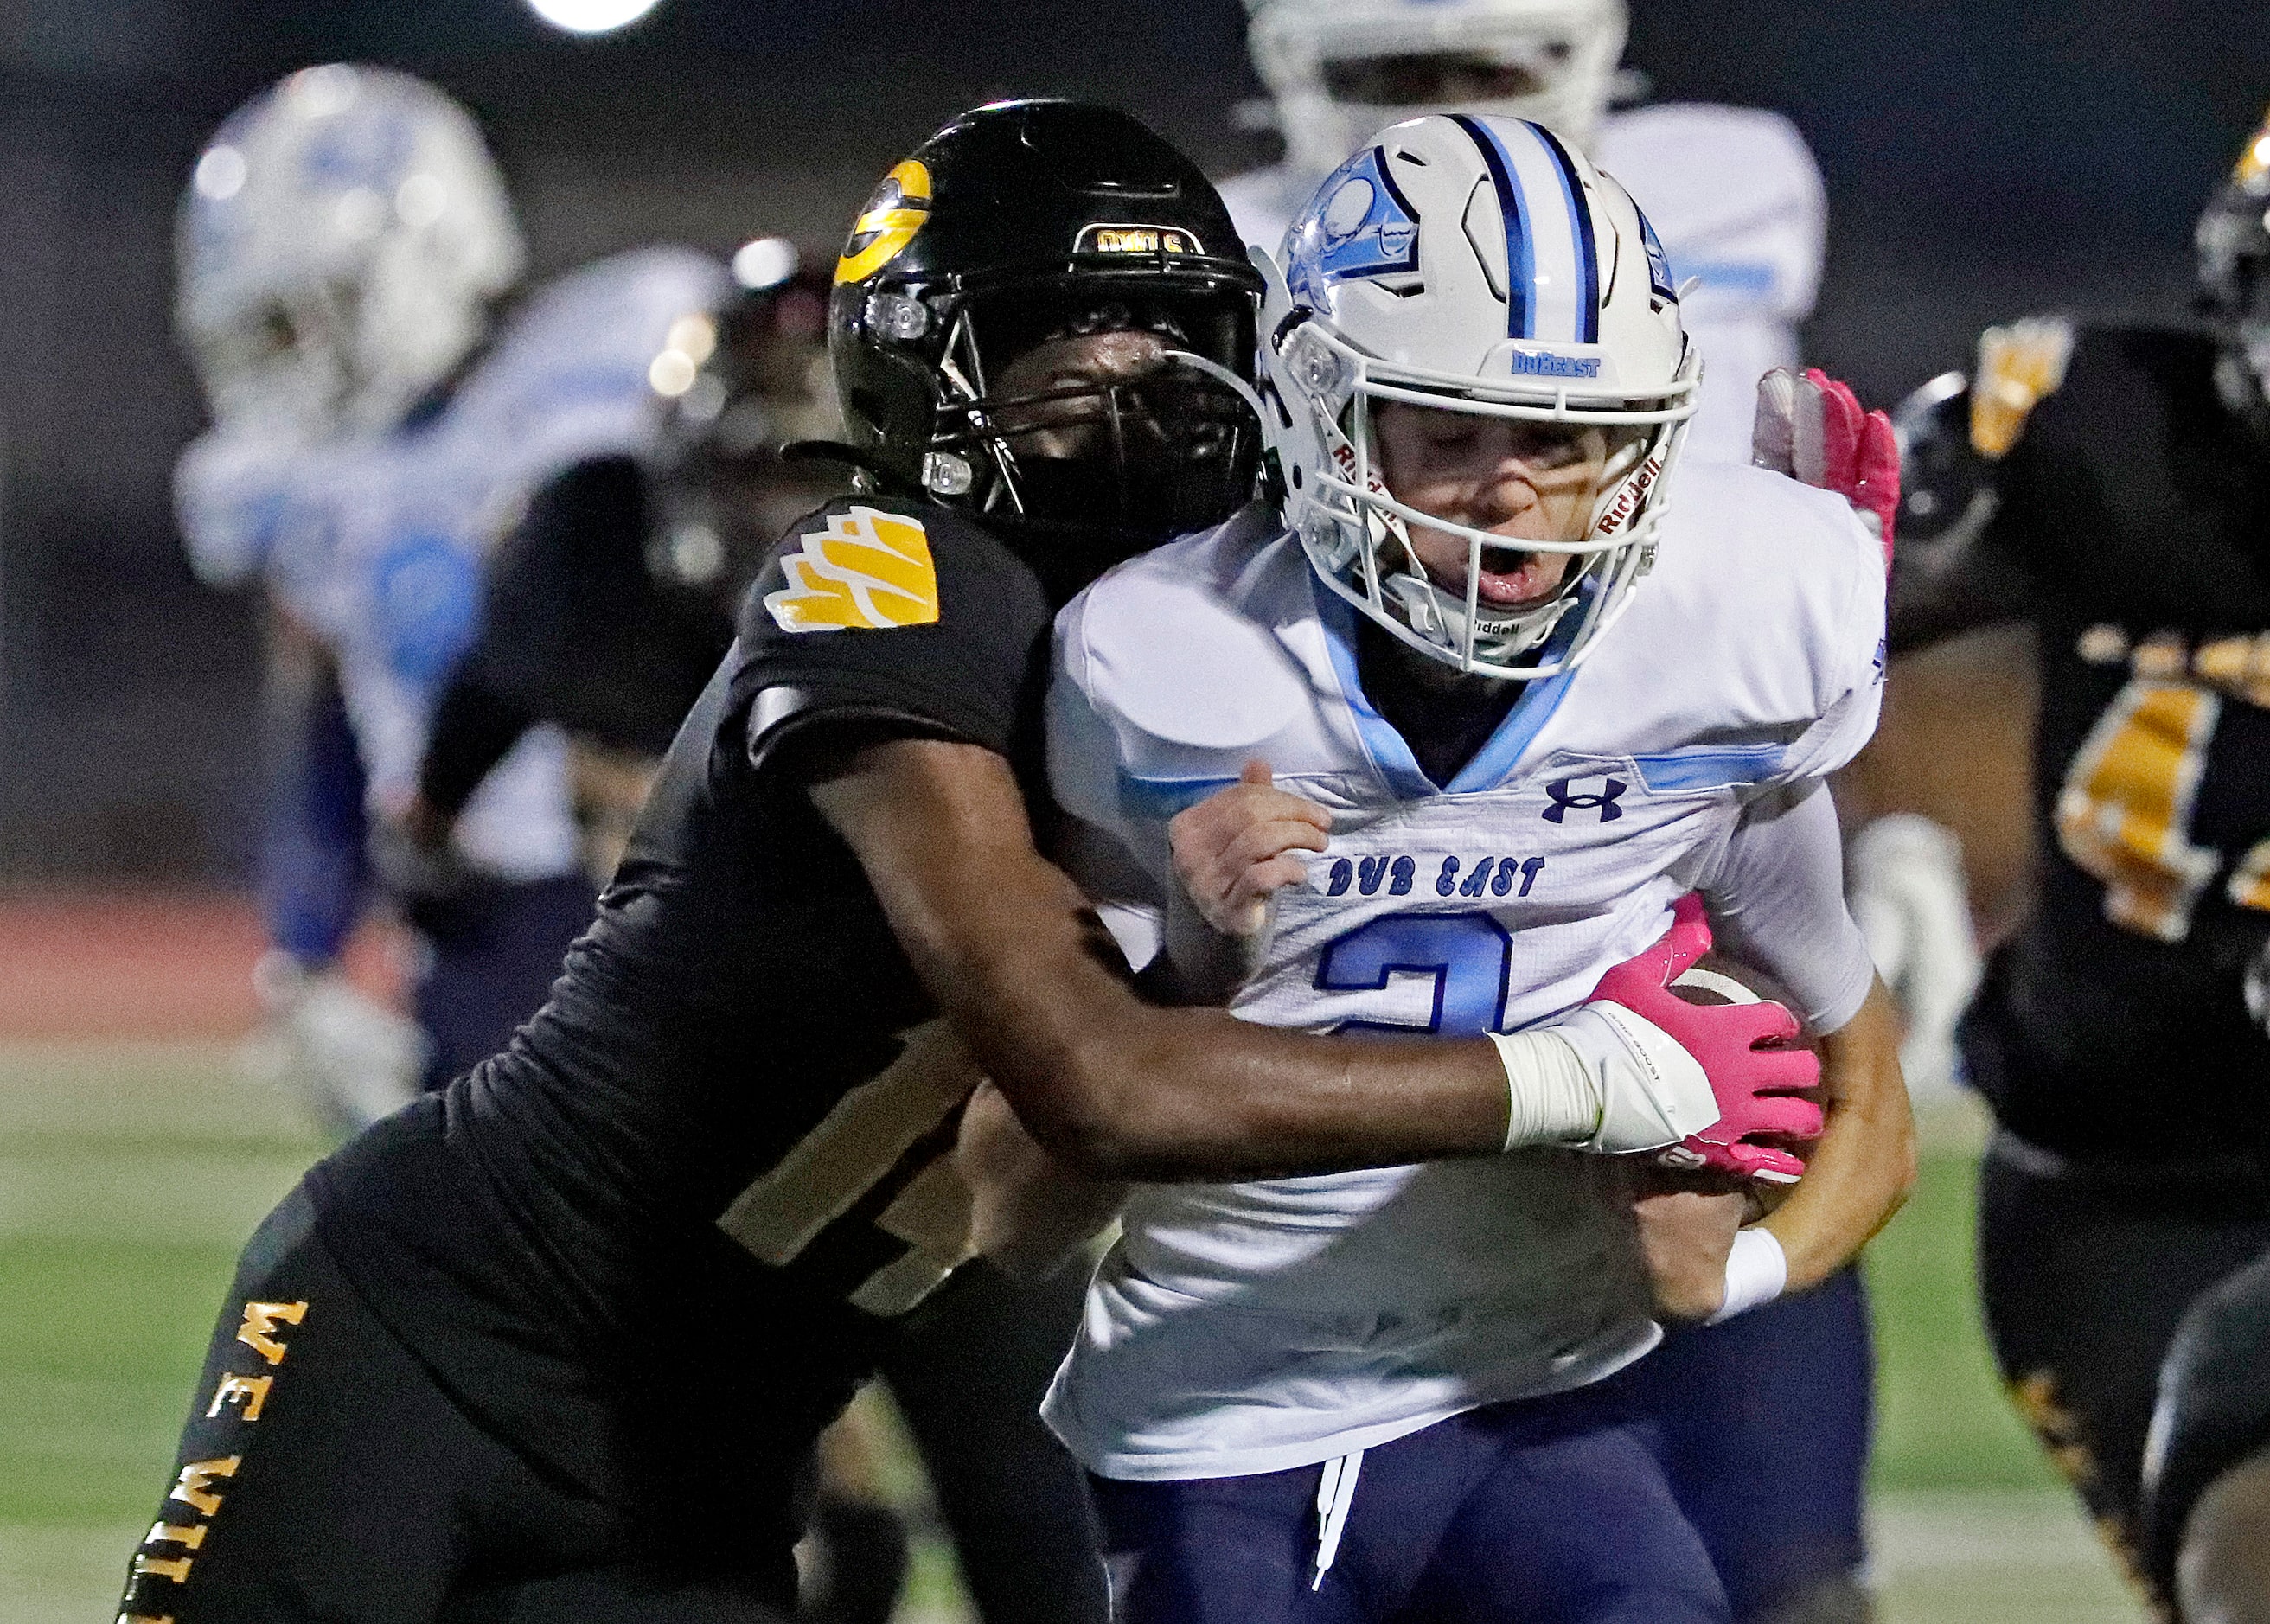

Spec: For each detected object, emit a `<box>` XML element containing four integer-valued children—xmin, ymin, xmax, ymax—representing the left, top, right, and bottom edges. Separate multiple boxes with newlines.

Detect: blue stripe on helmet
<box><xmin>1448</xmin><ymin>112</ymin><xmax>1532</xmax><ymax>340</ymax></box>
<box><xmin>1530</xmin><ymin>123</ymin><xmax>1601</xmax><ymax>344</ymax></box>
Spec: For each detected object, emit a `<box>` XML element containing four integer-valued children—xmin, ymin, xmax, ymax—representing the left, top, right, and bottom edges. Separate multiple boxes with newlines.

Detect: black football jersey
<box><xmin>419</xmin><ymin>455</ymin><xmax>735</xmax><ymax>819</ymax></box>
<box><xmin>304</xmin><ymin>494</ymin><xmax>1055</xmax><ymax>1497</ymax></box>
<box><xmin>1917</xmin><ymin>325</ymin><xmax>2270</xmax><ymax>1157</ymax></box>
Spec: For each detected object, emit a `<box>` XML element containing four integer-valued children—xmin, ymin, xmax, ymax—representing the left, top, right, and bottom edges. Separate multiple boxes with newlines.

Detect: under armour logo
<box><xmin>1541</xmin><ymin>775</ymin><xmax>1627</xmax><ymax>824</ymax></box>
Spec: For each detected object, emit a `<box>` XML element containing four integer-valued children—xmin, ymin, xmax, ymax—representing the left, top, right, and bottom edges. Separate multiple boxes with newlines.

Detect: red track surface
<box><xmin>0</xmin><ymin>892</ymin><xmax>404</xmax><ymax>1040</ymax></box>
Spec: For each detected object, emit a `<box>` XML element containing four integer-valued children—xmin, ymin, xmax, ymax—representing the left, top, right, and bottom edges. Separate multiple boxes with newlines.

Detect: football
<box><xmin>1668</xmin><ymin>950</ymin><xmax>1819</xmax><ymax>1052</ymax></box>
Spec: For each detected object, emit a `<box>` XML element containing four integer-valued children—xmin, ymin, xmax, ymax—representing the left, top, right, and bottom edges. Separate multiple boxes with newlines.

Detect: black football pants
<box><xmin>1977</xmin><ymin>1130</ymin><xmax>2270</xmax><ymax>1609</ymax></box>
<box><xmin>117</xmin><ymin>1186</ymin><xmax>796</xmax><ymax>1624</ymax></box>
<box><xmin>882</xmin><ymin>1257</ymin><xmax>1111</xmax><ymax>1624</ymax></box>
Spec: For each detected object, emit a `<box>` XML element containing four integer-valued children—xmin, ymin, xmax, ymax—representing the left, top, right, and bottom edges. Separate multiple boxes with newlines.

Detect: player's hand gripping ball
<box><xmin>1588</xmin><ymin>895</ymin><xmax>1824</xmax><ymax>1183</ymax></box>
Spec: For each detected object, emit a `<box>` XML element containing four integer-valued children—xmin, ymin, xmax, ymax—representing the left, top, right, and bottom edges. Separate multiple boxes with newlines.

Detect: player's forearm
<box><xmin>899</xmin><ymin>837</ymin><xmax>1507</xmax><ymax>1178</ymax></box>
<box><xmin>1759</xmin><ymin>977</ymin><xmax>1915</xmax><ymax>1289</ymax></box>
<box><xmin>814</xmin><ymin>738</ymin><xmax>1511</xmax><ymax>1180</ymax></box>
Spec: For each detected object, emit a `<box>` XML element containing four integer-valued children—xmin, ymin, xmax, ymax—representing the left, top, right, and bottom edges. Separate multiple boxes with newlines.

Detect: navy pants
<box><xmin>414</xmin><ymin>872</ymin><xmax>596</xmax><ymax>1091</ymax></box>
<box><xmin>1089</xmin><ymin>1372</ymin><xmax>1729</xmax><ymax>1624</ymax></box>
<box><xmin>1625</xmin><ymin>1267</ymin><xmax>1874</xmax><ymax>1619</ymax></box>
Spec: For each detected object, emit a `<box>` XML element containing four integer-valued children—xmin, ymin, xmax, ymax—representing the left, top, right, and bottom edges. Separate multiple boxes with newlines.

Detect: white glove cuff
<box><xmin>1487</xmin><ymin>1029</ymin><xmax>1608</xmax><ymax>1153</ymax></box>
<box><xmin>1547</xmin><ymin>1004</ymin><xmax>1721</xmax><ymax>1155</ymax></box>
<box><xmin>1709</xmin><ymin>1228</ymin><xmax>1788</xmax><ymax>1323</ymax></box>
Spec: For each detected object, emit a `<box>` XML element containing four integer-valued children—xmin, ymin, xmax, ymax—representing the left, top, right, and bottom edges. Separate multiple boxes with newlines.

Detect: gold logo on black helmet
<box><xmin>836</xmin><ymin>159</ymin><xmax>934</xmax><ymax>285</ymax></box>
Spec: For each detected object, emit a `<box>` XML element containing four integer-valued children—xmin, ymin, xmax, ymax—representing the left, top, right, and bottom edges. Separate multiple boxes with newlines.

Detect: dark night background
<box><xmin>0</xmin><ymin>0</ymin><xmax>2262</xmax><ymax>880</ymax></box>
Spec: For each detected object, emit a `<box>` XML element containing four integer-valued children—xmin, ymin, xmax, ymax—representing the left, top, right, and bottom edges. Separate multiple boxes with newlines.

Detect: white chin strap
<box><xmin>1380</xmin><ymin>559</ymin><xmax>1574</xmax><ymax>664</ymax></box>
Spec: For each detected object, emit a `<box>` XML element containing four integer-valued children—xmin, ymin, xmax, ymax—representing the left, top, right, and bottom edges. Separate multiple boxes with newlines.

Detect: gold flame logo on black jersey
<box><xmin>764</xmin><ymin>507</ymin><xmax>940</xmax><ymax>633</ymax></box>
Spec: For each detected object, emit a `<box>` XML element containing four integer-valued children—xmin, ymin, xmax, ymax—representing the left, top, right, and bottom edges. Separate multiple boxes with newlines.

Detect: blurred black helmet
<box><xmin>649</xmin><ymin>245</ymin><xmax>847</xmax><ymax>615</ymax></box>
<box><xmin>2198</xmin><ymin>107</ymin><xmax>2270</xmax><ymax>414</ymax></box>
<box><xmin>828</xmin><ymin>99</ymin><xmax>1264</xmax><ymax>591</ymax></box>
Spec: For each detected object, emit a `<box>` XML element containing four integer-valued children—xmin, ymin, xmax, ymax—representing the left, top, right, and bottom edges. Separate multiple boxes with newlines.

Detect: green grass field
<box><xmin>0</xmin><ymin>1045</ymin><xmax>2140</xmax><ymax>1622</ymax></box>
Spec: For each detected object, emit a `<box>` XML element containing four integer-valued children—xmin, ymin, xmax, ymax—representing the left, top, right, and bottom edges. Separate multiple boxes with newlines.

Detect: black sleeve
<box><xmin>728</xmin><ymin>496</ymin><xmax>1052</xmax><ymax>777</ymax></box>
<box><xmin>417</xmin><ymin>456</ymin><xmax>653</xmax><ymax>815</ymax></box>
<box><xmin>420</xmin><ymin>678</ymin><xmax>538</xmax><ymax>820</ymax></box>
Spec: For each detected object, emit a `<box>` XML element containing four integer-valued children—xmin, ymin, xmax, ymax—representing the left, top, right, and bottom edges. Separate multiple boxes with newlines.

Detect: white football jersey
<box><xmin>1041</xmin><ymin>460</ymin><xmax>1886</xmax><ymax>1480</ymax></box>
<box><xmin>264</xmin><ymin>246</ymin><xmax>729</xmax><ymax>879</ymax></box>
<box><xmin>1594</xmin><ymin>105</ymin><xmax>1826</xmax><ymax>467</ymax></box>
<box><xmin>1218</xmin><ymin>102</ymin><xmax>1826</xmax><ymax>467</ymax></box>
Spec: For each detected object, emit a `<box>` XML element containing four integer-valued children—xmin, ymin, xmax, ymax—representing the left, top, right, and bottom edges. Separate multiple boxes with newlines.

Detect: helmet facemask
<box><xmin>2200</xmin><ymin>112</ymin><xmax>2270</xmax><ymax>417</ymax></box>
<box><xmin>1276</xmin><ymin>308</ymin><xmax>1696</xmax><ymax>679</ymax></box>
<box><xmin>923</xmin><ymin>291</ymin><xmax>1263</xmax><ymax>586</ymax></box>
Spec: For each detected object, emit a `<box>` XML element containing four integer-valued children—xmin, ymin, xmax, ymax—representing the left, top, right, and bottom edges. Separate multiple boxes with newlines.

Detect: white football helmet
<box><xmin>176</xmin><ymin>64</ymin><xmax>525</xmax><ymax>441</ymax></box>
<box><xmin>1248</xmin><ymin>0</ymin><xmax>1627</xmax><ymax>178</ymax></box>
<box><xmin>1262</xmin><ymin>112</ymin><xmax>1697</xmax><ymax>678</ymax></box>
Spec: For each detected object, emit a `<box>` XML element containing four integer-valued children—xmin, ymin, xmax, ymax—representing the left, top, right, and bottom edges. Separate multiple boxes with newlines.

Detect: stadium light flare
<box><xmin>731</xmin><ymin>238</ymin><xmax>798</xmax><ymax>291</ymax></box>
<box><xmin>526</xmin><ymin>0</ymin><xmax>662</xmax><ymax>35</ymax></box>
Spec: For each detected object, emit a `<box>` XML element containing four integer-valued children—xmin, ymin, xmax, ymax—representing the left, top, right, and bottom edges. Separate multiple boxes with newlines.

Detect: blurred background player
<box><xmin>1218</xmin><ymin>6</ymin><xmax>1890</xmax><ymax>1618</ymax></box>
<box><xmin>1223</xmin><ymin>0</ymin><xmax>1824</xmax><ymax>467</ymax></box>
<box><xmin>172</xmin><ymin>63</ymin><xmax>726</xmax><ymax>1129</ymax></box>
<box><xmin>390</xmin><ymin>245</ymin><xmax>1108</xmax><ymax>1624</ymax></box>
<box><xmin>1881</xmin><ymin>105</ymin><xmax>2270</xmax><ymax>1623</ymax></box>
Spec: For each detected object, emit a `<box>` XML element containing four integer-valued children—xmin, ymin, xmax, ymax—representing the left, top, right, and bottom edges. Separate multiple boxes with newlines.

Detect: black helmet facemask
<box><xmin>926</xmin><ymin>294</ymin><xmax>1261</xmax><ymax>596</ymax></box>
<box><xmin>2199</xmin><ymin>116</ymin><xmax>2270</xmax><ymax>429</ymax></box>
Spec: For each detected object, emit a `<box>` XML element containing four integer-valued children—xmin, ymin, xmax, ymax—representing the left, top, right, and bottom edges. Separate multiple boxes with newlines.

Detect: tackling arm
<box><xmin>810</xmin><ymin>737</ymin><xmax>1513</xmax><ymax>1181</ymax></box>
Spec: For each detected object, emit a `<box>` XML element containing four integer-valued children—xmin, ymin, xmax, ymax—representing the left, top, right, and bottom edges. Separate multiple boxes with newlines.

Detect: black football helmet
<box><xmin>1889</xmin><ymin>370</ymin><xmax>1997</xmax><ymax>554</ymax></box>
<box><xmin>2198</xmin><ymin>107</ymin><xmax>2270</xmax><ymax>420</ymax></box>
<box><xmin>649</xmin><ymin>247</ymin><xmax>847</xmax><ymax>617</ymax></box>
<box><xmin>828</xmin><ymin>99</ymin><xmax>1264</xmax><ymax>594</ymax></box>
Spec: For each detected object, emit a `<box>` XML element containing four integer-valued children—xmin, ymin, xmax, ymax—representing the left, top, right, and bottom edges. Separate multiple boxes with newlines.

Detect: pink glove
<box><xmin>1751</xmin><ymin>367</ymin><xmax>1901</xmax><ymax>567</ymax></box>
<box><xmin>1586</xmin><ymin>895</ymin><xmax>1824</xmax><ymax>1182</ymax></box>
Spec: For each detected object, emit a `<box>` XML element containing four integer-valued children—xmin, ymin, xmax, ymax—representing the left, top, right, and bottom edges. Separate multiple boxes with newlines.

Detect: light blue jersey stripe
<box><xmin>1316</xmin><ymin>591</ymin><xmax>1439</xmax><ymax>799</ymax></box>
<box><xmin>1630</xmin><ymin>745</ymin><xmax>1787</xmax><ymax>793</ymax></box>
<box><xmin>1315</xmin><ymin>585</ymin><xmax>1585</xmax><ymax>799</ymax></box>
<box><xmin>1119</xmin><ymin>771</ymin><xmax>1243</xmax><ymax>820</ymax></box>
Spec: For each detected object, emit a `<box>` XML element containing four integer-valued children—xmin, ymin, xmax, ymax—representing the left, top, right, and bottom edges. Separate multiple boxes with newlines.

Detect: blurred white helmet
<box><xmin>1262</xmin><ymin>112</ymin><xmax>1697</xmax><ymax>678</ymax></box>
<box><xmin>1248</xmin><ymin>0</ymin><xmax>1627</xmax><ymax>179</ymax></box>
<box><xmin>176</xmin><ymin>64</ymin><xmax>526</xmax><ymax>441</ymax></box>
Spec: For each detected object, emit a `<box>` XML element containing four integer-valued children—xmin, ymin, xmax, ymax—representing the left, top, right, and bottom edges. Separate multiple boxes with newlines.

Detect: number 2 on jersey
<box><xmin>1314</xmin><ymin>912</ymin><xmax>1512</xmax><ymax>1036</ymax></box>
<box><xmin>2056</xmin><ymin>677</ymin><xmax>2270</xmax><ymax>941</ymax></box>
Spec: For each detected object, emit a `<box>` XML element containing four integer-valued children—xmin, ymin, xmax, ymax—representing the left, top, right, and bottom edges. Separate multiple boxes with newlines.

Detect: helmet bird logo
<box><xmin>835</xmin><ymin>160</ymin><xmax>933</xmax><ymax>286</ymax></box>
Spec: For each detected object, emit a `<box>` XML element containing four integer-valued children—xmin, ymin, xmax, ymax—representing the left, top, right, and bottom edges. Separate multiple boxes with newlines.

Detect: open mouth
<box><xmin>1474</xmin><ymin>543</ymin><xmax>1563</xmax><ymax>608</ymax></box>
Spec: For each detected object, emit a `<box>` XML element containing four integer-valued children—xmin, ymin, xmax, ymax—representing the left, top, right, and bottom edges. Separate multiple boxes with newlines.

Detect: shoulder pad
<box><xmin>747</xmin><ymin>496</ymin><xmax>1025</xmax><ymax>640</ymax></box>
<box><xmin>1890</xmin><ymin>370</ymin><xmax>1999</xmax><ymax>551</ymax></box>
<box><xmin>1970</xmin><ymin>315</ymin><xmax>2075</xmax><ymax>458</ymax></box>
<box><xmin>1073</xmin><ymin>551</ymin><xmax>1308</xmax><ymax>751</ymax></box>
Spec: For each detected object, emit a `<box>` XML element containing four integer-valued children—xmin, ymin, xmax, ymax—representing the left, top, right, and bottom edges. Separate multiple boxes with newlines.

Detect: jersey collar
<box><xmin>1312</xmin><ymin>579</ymin><xmax>1583</xmax><ymax>797</ymax></box>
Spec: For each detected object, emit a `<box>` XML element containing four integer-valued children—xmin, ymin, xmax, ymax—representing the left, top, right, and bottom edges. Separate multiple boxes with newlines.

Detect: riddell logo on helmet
<box><xmin>1508</xmin><ymin>350</ymin><xmax>1602</xmax><ymax>380</ymax></box>
<box><xmin>1594</xmin><ymin>454</ymin><xmax>1664</xmax><ymax>536</ymax></box>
